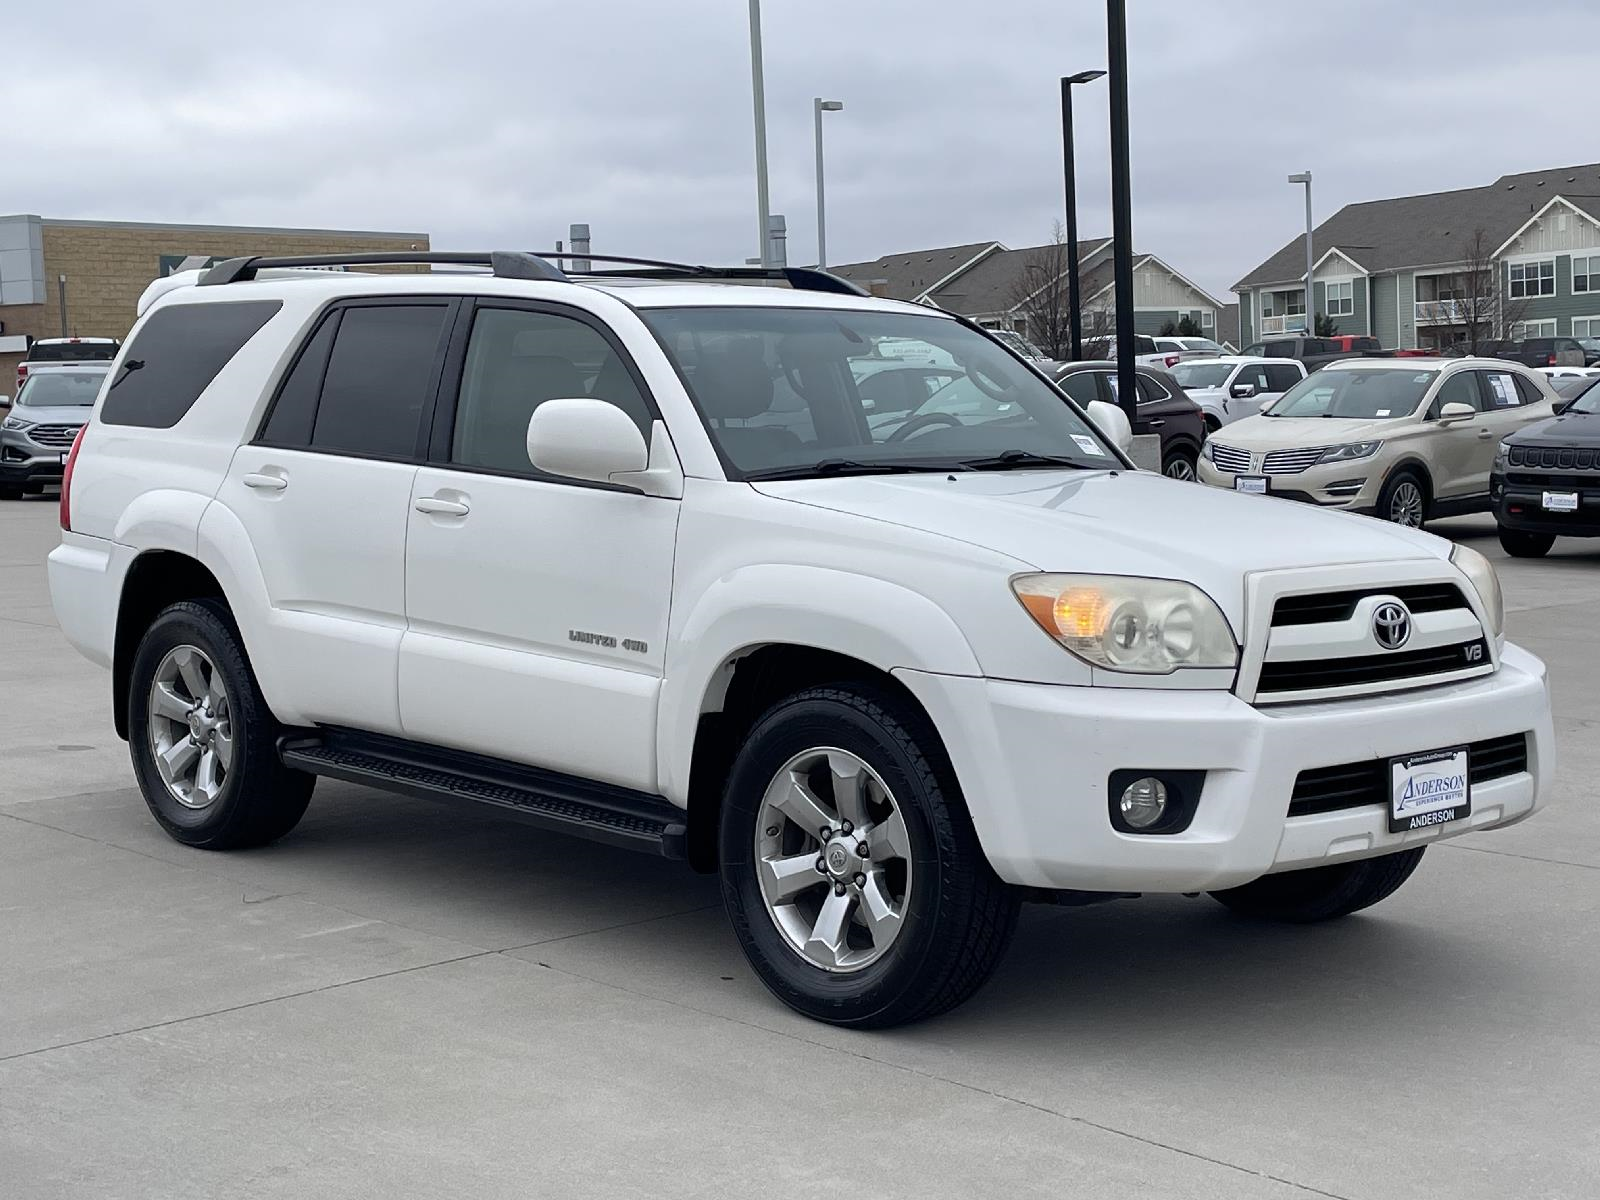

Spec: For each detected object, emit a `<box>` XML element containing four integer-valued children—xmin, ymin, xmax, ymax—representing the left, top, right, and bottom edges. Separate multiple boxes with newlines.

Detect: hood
<box><xmin>6</xmin><ymin>403</ymin><xmax>93</xmax><ymax>426</ymax></box>
<box><xmin>754</xmin><ymin>470</ymin><xmax>1447</xmax><ymax>621</ymax></box>
<box><xmin>1214</xmin><ymin>413</ymin><xmax>1397</xmax><ymax>448</ymax></box>
<box><xmin>1507</xmin><ymin>410</ymin><xmax>1600</xmax><ymax>446</ymax></box>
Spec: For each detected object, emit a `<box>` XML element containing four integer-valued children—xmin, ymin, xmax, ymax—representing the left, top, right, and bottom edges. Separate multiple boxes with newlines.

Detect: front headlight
<box><xmin>1</xmin><ymin>414</ymin><xmax>33</xmax><ymax>432</ymax></box>
<box><xmin>1318</xmin><ymin>440</ymin><xmax>1382</xmax><ymax>463</ymax></box>
<box><xmin>1450</xmin><ymin>544</ymin><xmax>1504</xmax><ymax>639</ymax></box>
<box><xmin>1492</xmin><ymin>441</ymin><xmax>1509</xmax><ymax>472</ymax></box>
<box><xmin>1011</xmin><ymin>573</ymin><xmax>1239</xmax><ymax>673</ymax></box>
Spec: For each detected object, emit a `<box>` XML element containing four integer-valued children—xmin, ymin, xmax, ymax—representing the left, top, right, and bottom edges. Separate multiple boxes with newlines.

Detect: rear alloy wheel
<box><xmin>1162</xmin><ymin>448</ymin><xmax>1199</xmax><ymax>482</ymax></box>
<box><xmin>1377</xmin><ymin>470</ymin><xmax>1427</xmax><ymax>527</ymax></box>
<box><xmin>1498</xmin><ymin>527</ymin><xmax>1555</xmax><ymax>558</ymax></box>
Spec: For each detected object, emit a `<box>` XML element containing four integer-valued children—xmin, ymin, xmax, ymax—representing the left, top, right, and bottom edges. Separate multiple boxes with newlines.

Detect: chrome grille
<box><xmin>27</xmin><ymin>423</ymin><xmax>83</xmax><ymax>447</ymax></box>
<box><xmin>1508</xmin><ymin>444</ymin><xmax>1598</xmax><ymax>471</ymax></box>
<box><xmin>1262</xmin><ymin>446</ymin><xmax>1329</xmax><ymax>474</ymax></box>
<box><xmin>1208</xmin><ymin>443</ymin><xmax>1252</xmax><ymax>473</ymax></box>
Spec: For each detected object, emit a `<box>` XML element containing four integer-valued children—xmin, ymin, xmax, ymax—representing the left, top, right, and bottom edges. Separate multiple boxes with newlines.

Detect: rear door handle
<box><xmin>1146</xmin><ymin>419</ymin><xmax>1166</xmax><ymax>429</ymax></box>
<box><xmin>414</xmin><ymin>496</ymin><xmax>470</xmax><ymax>517</ymax></box>
<box><xmin>242</xmin><ymin>472</ymin><xmax>288</xmax><ymax>491</ymax></box>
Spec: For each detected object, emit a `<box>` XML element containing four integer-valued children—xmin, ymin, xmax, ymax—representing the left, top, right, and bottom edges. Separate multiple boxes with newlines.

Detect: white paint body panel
<box><xmin>46</xmin><ymin>269</ymin><xmax>1555</xmax><ymax>893</ymax></box>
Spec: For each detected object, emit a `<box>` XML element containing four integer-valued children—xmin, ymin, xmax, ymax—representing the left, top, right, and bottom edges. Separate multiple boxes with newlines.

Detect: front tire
<box><xmin>1162</xmin><ymin>446</ymin><xmax>1199</xmax><ymax>481</ymax></box>
<box><xmin>1498</xmin><ymin>526</ymin><xmax>1555</xmax><ymax>558</ymax></box>
<box><xmin>1209</xmin><ymin>847</ymin><xmax>1426</xmax><ymax>923</ymax></box>
<box><xmin>1376</xmin><ymin>468</ymin><xmax>1428</xmax><ymax>528</ymax></box>
<box><xmin>128</xmin><ymin>599</ymin><xmax>314</xmax><ymax>849</ymax></box>
<box><xmin>718</xmin><ymin>684</ymin><xmax>1019</xmax><ymax>1028</ymax></box>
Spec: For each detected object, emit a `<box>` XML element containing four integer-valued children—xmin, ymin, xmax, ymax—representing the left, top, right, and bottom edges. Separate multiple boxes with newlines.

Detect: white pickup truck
<box><xmin>48</xmin><ymin>250</ymin><xmax>1553</xmax><ymax>1027</ymax></box>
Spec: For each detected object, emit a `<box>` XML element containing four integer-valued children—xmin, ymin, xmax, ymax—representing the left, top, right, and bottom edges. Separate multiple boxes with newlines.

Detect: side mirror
<box><xmin>1437</xmin><ymin>401</ymin><xmax>1476</xmax><ymax>423</ymax></box>
<box><xmin>0</xmin><ymin>394</ymin><xmax>10</xmax><ymax>409</ymax></box>
<box><xmin>1230</xmin><ymin>382</ymin><xmax>1258</xmax><ymax>399</ymax></box>
<box><xmin>527</xmin><ymin>399</ymin><xmax>649</xmax><ymax>485</ymax></box>
<box><xmin>1086</xmin><ymin>399</ymin><xmax>1133</xmax><ymax>454</ymax></box>
<box><xmin>1553</xmin><ymin>398</ymin><xmax>1573</xmax><ymax>415</ymax></box>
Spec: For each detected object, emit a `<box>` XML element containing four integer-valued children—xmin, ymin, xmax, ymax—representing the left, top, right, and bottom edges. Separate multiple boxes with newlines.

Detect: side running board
<box><xmin>278</xmin><ymin>729</ymin><xmax>688</xmax><ymax>859</ymax></box>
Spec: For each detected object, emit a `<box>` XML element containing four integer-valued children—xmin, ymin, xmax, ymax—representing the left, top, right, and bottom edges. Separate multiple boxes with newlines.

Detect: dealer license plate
<box><xmin>1542</xmin><ymin>491</ymin><xmax>1578</xmax><ymax>512</ymax></box>
<box><xmin>1389</xmin><ymin>747</ymin><xmax>1470</xmax><ymax>833</ymax></box>
<box><xmin>1235</xmin><ymin>475</ymin><xmax>1268</xmax><ymax>495</ymax></box>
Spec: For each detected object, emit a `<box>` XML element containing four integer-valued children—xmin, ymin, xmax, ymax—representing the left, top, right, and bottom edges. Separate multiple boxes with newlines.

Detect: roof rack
<box><xmin>199</xmin><ymin>251</ymin><xmax>566</xmax><ymax>286</ymax></box>
<box><xmin>197</xmin><ymin>248</ymin><xmax>870</xmax><ymax>297</ymax></box>
<box><xmin>533</xmin><ymin>252</ymin><xmax>869</xmax><ymax>297</ymax></box>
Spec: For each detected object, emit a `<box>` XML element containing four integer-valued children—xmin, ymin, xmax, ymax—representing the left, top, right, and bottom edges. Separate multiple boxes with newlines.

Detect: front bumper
<box><xmin>1197</xmin><ymin>454</ymin><xmax>1380</xmax><ymax>511</ymax></box>
<box><xmin>1493</xmin><ymin>469</ymin><xmax>1600</xmax><ymax>537</ymax></box>
<box><xmin>897</xmin><ymin>643</ymin><xmax>1553</xmax><ymax>893</ymax></box>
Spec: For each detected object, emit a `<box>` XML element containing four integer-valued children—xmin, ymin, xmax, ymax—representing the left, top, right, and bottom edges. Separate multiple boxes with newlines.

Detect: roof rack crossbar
<box><xmin>198</xmin><ymin>251</ymin><xmax>569</xmax><ymax>286</ymax></box>
<box><xmin>532</xmin><ymin>253</ymin><xmax>869</xmax><ymax>297</ymax></box>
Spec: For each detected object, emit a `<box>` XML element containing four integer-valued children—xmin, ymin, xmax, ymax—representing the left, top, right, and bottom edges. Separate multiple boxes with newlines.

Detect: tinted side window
<box><xmin>1263</xmin><ymin>340</ymin><xmax>1294</xmax><ymax>357</ymax></box>
<box><xmin>310</xmin><ymin>304</ymin><xmax>450</xmax><ymax>459</ymax></box>
<box><xmin>1264</xmin><ymin>364</ymin><xmax>1303</xmax><ymax>392</ymax></box>
<box><xmin>1479</xmin><ymin>371</ymin><xmax>1522</xmax><ymax>409</ymax></box>
<box><xmin>259</xmin><ymin>311</ymin><xmax>338</xmax><ymax>446</ymax></box>
<box><xmin>1432</xmin><ymin>372</ymin><xmax>1482</xmax><ymax>415</ymax></box>
<box><xmin>1512</xmin><ymin>374</ymin><xmax>1544</xmax><ymax>406</ymax></box>
<box><xmin>451</xmin><ymin>307</ymin><xmax>653</xmax><ymax>474</ymax></box>
<box><xmin>101</xmin><ymin>301</ymin><xmax>281</xmax><ymax>428</ymax></box>
<box><xmin>1058</xmin><ymin>371</ymin><xmax>1101</xmax><ymax>405</ymax></box>
<box><xmin>1134</xmin><ymin>373</ymin><xmax>1169</xmax><ymax>402</ymax></box>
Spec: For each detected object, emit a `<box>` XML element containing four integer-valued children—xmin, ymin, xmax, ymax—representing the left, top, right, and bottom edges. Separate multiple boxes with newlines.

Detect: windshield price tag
<box><xmin>1071</xmin><ymin>434</ymin><xmax>1106</xmax><ymax>457</ymax></box>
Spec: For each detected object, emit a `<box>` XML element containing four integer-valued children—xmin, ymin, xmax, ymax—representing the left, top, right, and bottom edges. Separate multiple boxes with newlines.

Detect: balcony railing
<box><xmin>1416</xmin><ymin>299</ymin><xmax>1469</xmax><ymax>324</ymax></box>
<box><xmin>1258</xmin><ymin>314</ymin><xmax>1306</xmax><ymax>335</ymax></box>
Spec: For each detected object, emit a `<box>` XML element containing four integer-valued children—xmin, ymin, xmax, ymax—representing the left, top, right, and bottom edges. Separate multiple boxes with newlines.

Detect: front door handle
<box><xmin>242</xmin><ymin>472</ymin><xmax>288</xmax><ymax>491</ymax></box>
<box><xmin>1146</xmin><ymin>418</ymin><xmax>1166</xmax><ymax>429</ymax></box>
<box><xmin>1476</xmin><ymin>429</ymin><xmax>1494</xmax><ymax>440</ymax></box>
<box><xmin>414</xmin><ymin>496</ymin><xmax>470</xmax><ymax>517</ymax></box>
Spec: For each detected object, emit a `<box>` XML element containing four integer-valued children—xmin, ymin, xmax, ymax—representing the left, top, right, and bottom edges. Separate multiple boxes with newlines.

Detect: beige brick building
<box><xmin>0</xmin><ymin>215</ymin><xmax>430</xmax><ymax>384</ymax></box>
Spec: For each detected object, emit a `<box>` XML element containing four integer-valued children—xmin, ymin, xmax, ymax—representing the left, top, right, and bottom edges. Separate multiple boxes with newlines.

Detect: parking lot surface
<box><xmin>3</xmin><ymin>494</ymin><xmax>1598</xmax><ymax>1200</ymax></box>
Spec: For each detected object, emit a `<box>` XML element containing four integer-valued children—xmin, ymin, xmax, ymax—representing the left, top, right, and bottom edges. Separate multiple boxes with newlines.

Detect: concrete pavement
<box><xmin>3</xmin><ymin>496</ymin><xmax>1598</xmax><ymax>1199</ymax></box>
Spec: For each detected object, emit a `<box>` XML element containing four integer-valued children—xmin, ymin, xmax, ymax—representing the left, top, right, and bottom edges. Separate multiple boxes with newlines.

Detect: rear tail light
<box><xmin>60</xmin><ymin>425</ymin><xmax>87</xmax><ymax>531</ymax></box>
<box><xmin>1547</xmin><ymin>354</ymin><xmax>1557</xmax><ymax>366</ymax></box>
<box><xmin>1164</xmin><ymin>354</ymin><xmax>1181</xmax><ymax>367</ymax></box>
<box><xmin>15</xmin><ymin>362</ymin><xmax>27</xmax><ymax>391</ymax></box>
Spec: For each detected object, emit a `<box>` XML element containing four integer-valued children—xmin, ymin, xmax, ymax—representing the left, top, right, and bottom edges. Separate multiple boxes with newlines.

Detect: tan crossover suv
<box><xmin>1197</xmin><ymin>357</ymin><xmax>1559</xmax><ymax>526</ymax></box>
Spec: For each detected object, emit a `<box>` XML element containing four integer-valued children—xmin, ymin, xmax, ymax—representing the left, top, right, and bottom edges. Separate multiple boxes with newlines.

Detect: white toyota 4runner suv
<box><xmin>50</xmin><ymin>251</ymin><xmax>1554</xmax><ymax>1027</ymax></box>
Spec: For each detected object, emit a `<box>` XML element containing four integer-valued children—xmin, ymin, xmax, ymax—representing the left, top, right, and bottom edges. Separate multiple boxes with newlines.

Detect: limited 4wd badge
<box><xmin>1389</xmin><ymin>747</ymin><xmax>1470</xmax><ymax>833</ymax></box>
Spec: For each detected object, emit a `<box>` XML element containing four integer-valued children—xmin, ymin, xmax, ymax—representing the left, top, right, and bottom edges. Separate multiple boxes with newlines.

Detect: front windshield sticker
<box><xmin>1376</xmin><ymin>409</ymin><xmax>1391</xmax><ymax>417</ymax></box>
<box><xmin>1414</xmin><ymin>373</ymin><xmax>1432</xmax><ymax>383</ymax></box>
<box><xmin>1071</xmin><ymin>434</ymin><xmax>1107</xmax><ymax>456</ymax></box>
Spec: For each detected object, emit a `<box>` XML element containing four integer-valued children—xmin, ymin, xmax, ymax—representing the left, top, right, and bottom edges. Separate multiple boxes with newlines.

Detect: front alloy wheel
<box><xmin>1387</xmin><ymin>479</ymin><xmax>1425</xmax><ymax>526</ymax></box>
<box><xmin>755</xmin><ymin>747</ymin><xmax>912</xmax><ymax>972</ymax></box>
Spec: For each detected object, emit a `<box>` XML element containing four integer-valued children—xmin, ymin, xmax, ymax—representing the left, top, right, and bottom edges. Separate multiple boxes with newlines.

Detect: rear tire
<box><xmin>1498</xmin><ymin>526</ymin><xmax>1555</xmax><ymax>558</ymax></box>
<box><xmin>1209</xmin><ymin>848</ymin><xmax>1426</xmax><ymax>923</ymax></box>
<box><xmin>718</xmin><ymin>683</ymin><xmax>1019</xmax><ymax>1028</ymax></box>
<box><xmin>1162</xmin><ymin>447</ymin><xmax>1199</xmax><ymax>481</ymax></box>
<box><xmin>1376</xmin><ymin>468</ymin><xmax>1428</xmax><ymax>527</ymax></box>
<box><xmin>128</xmin><ymin>599</ymin><xmax>314</xmax><ymax>849</ymax></box>
<box><xmin>0</xmin><ymin>486</ymin><xmax>21</xmax><ymax>501</ymax></box>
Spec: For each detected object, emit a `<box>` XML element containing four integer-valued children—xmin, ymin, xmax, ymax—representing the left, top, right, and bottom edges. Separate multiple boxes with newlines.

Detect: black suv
<box><xmin>1053</xmin><ymin>361</ymin><xmax>1205</xmax><ymax>480</ymax></box>
<box><xmin>1496</xmin><ymin>337</ymin><xmax>1587</xmax><ymax>369</ymax></box>
<box><xmin>1492</xmin><ymin>376</ymin><xmax>1600</xmax><ymax>556</ymax></box>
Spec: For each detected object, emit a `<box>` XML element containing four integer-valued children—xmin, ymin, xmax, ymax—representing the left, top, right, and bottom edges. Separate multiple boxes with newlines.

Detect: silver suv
<box><xmin>0</xmin><ymin>364</ymin><xmax>108</xmax><ymax>499</ymax></box>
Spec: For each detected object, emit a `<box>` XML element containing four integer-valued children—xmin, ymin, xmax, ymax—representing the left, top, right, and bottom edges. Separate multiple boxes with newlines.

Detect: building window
<box><xmin>1509</xmin><ymin>259</ymin><xmax>1556</xmax><ymax>298</ymax></box>
<box><xmin>1283</xmin><ymin>291</ymin><xmax>1305</xmax><ymax>317</ymax></box>
<box><xmin>1574</xmin><ymin>316</ymin><xmax>1600</xmax><ymax>338</ymax></box>
<box><xmin>1201</xmin><ymin>309</ymin><xmax>1214</xmax><ymax>329</ymax></box>
<box><xmin>1326</xmin><ymin>280</ymin><xmax>1354</xmax><ymax>316</ymax></box>
<box><xmin>1574</xmin><ymin>256</ymin><xmax>1596</xmax><ymax>294</ymax></box>
<box><xmin>1511</xmin><ymin>319</ymin><xmax>1558</xmax><ymax>340</ymax></box>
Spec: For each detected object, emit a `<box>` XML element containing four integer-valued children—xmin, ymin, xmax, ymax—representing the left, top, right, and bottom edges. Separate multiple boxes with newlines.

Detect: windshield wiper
<box><xmin>958</xmin><ymin>450</ymin><xmax>1088</xmax><ymax>471</ymax></box>
<box><xmin>745</xmin><ymin>458</ymin><xmax>968</xmax><ymax>481</ymax></box>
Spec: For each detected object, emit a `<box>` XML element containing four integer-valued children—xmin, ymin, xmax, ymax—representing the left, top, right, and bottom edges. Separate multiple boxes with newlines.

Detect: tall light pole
<box><xmin>1288</xmin><ymin>171</ymin><xmax>1313</xmax><ymax>334</ymax></box>
<box><xmin>813</xmin><ymin>98</ymin><xmax>843</xmax><ymax>268</ymax></box>
<box><xmin>1107</xmin><ymin>0</ymin><xmax>1136</xmax><ymax>423</ymax></box>
<box><xmin>749</xmin><ymin>0</ymin><xmax>772</xmax><ymax>266</ymax></box>
<box><xmin>1061</xmin><ymin>70</ymin><xmax>1105</xmax><ymax>360</ymax></box>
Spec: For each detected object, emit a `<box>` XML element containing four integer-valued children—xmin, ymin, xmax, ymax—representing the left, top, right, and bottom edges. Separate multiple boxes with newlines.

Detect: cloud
<box><xmin>6</xmin><ymin>0</ymin><xmax>1597</xmax><ymax>297</ymax></box>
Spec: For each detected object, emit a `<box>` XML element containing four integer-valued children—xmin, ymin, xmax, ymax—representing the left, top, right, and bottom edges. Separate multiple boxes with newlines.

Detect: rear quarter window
<box><xmin>99</xmin><ymin>300</ymin><xmax>282</xmax><ymax>428</ymax></box>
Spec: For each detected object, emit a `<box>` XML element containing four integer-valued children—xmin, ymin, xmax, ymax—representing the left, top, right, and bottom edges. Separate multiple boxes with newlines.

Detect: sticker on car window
<box><xmin>1376</xmin><ymin>409</ymin><xmax>1391</xmax><ymax>417</ymax></box>
<box><xmin>1072</xmin><ymin>434</ymin><xmax>1107</xmax><ymax>456</ymax></box>
<box><xmin>1414</xmin><ymin>373</ymin><xmax>1432</xmax><ymax>383</ymax></box>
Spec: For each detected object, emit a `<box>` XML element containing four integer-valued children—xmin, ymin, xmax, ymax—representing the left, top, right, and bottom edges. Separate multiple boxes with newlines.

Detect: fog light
<box><xmin>1119</xmin><ymin>777</ymin><xmax>1168</xmax><ymax>829</ymax></box>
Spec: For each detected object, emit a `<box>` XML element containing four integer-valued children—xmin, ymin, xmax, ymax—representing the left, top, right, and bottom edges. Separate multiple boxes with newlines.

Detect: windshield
<box><xmin>1179</xmin><ymin>338</ymin><xmax>1225</xmax><ymax>353</ymax></box>
<box><xmin>989</xmin><ymin>329</ymin><xmax>1045</xmax><ymax>359</ymax></box>
<box><xmin>1266</xmin><ymin>368</ymin><xmax>1438</xmax><ymax>419</ymax></box>
<box><xmin>16</xmin><ymin>370</ymin><xmax>105</xmax><ymax>407</ymax></box>
<box><xmin>640</xmin><ymin>307</ymin><xmax>1116</xmax><ymax>479</ymax></box>
<box><xmin>1568</xmin><ymin>377</ymin><xmax>1600</xmax><ymax>414</ymax></box>
<box><xmin>1171</xmin><ymin>361</ymin><xmax>1234</xmax><ymax>388</ymax></box>
<box><xmin>28</xmin><ymin>341</ymin><xmax>118</xmax><ymax>363</ymax></box>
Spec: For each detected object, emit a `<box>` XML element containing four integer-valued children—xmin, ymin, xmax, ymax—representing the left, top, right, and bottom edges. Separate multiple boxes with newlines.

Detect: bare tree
<box><xmin>1445</xmin><ymin>227</ymin><xmax>1529</xmax><ymax>347</ymax></box>
<box><xmin>1080</xmin><ymin>307</ymin><xmax>1113</xmax><ymax>360</ymax></box>
<box><xmin>1006</xmin><ymin>222</ymin><xmax>1073</xmax><ymax>359</ymax></box>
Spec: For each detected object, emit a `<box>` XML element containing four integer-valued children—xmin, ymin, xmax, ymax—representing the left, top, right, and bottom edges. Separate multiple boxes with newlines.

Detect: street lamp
<box><xmin>748</xmin><ymin>0</ymin><xmax>772</xmax><ymax>266</ymax></box>
<box><xmin>1061</xmin><ymin>69</ymin><xmax>1105</xmax><ymax>360</ymax></box>
<box><xmin>814</xmin><ymin>98</ymin><xmax>844</xmax><ymax>268</ymax></box>
<box><xmin>1288</xmin><ymin>171</ymin><xmax>1313</xmax><ymax>334</ymax></box>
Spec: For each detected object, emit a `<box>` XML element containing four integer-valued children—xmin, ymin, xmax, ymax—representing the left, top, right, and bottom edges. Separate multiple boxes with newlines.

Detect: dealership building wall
<box><xmin>0</xmin><ymin>215</ymin><xmax>430</xmax><ymax>384</ymax></box>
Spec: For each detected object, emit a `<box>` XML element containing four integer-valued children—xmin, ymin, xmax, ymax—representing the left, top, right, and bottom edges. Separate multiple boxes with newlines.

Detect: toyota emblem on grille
<box><xmin>1372</xmin><ymin>601</ymin><xmax>1411</xmax><ymax>650</ymax></box>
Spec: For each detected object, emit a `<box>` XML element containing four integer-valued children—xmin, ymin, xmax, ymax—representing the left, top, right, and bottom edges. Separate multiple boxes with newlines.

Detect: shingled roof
<box><xmin>829</xmin><ymin>241</ymin><xmax>1000</xmax><ymax>300</ymax></box>
<box><xmin>1235</xmin><ymin>162</ymin><xmax>1600</xmax><ymax>290</ymax></box>
<box><xmin>830</xmin><ymin>237</ymin><xmax>1119</xmax><ymax>310</ymax></box>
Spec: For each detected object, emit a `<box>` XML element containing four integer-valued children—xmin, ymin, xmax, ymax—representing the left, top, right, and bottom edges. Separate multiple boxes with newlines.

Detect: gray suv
<box><xmin>0</xmin><ymin>364</ymin><xmax>107</xmax><ymax>499</ymax></box>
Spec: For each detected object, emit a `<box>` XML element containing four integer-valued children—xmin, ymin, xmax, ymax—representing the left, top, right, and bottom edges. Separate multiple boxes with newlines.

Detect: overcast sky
<box><xmin>12</xmin><ymin>0</ymin><xmax>1598</xmax><ymax>299</ymax></box>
